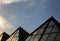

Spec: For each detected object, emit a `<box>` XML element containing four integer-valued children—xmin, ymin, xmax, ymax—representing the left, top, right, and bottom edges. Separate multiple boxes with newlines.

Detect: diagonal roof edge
<box><xmin>6</xmin><ymin>27</ymin><xmax>29</xmax><ymax>41</ymax></box>
<box><xmin>29</xmin><ymin>16</ymin><xmax>60</xmax><ymax>35</ymax></box>
<box><xmin>1</xmin><ymin>32</ymin><xmax>10</xmax><ymax>41</ymax></box>
<box><xmin>10</xmin><ymin>27</ymin><xmax>29</xmax><ymax>36</ymax></box>
<box><xmin>2</xmin><ymin>32</ymin><xmax>9</xmax><ymax>36</ymax></box>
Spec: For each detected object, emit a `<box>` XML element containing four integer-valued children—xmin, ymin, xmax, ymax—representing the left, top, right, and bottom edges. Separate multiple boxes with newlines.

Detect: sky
<box><xmin>0</xmin><ymin>0</ymin><xmax>60</xmax><ymax>35</ymax></box>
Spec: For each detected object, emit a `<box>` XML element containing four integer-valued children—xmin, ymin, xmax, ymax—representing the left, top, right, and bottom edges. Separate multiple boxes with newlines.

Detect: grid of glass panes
<box><xmin>6</xmin><ymin>30</ymin><xmax>19</xmax><ymax>41</ymax></box>
<box><xmin>25</xmin><ymin>21</ymin><xmax>49</xmax><ymax>41</ymax></box>
<box><xmin>25</xmin><ymin>21</ymin><xmax>60</xmax><ymax>41</ymax></box>
<box><xmin>40</xmin><ymin>21</ymin><xmax>60</xmax><ymax>41</ymax></box>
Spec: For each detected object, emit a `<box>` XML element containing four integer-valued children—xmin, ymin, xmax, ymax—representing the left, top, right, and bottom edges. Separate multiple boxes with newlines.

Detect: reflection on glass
<box><xmin>25</xmin><ymin>20</ymin><xmax>60</xmax><ymax>41</ymax></box>
<box><xmin>0</xmin><ymin>34</ymin><xmax>3</xmax><ymax>41</ymax></box>
<box><xmin>7</xmin><ymin>30</ymin><xmax>19</xmax><ymax>41</ymax></box>
<box><xmin>41</xmin><ymin>34</ymin><xmax>48</xmax><ymax>41</ymax></box>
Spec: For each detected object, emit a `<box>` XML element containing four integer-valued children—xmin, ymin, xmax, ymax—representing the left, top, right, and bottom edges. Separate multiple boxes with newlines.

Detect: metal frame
<box><xmin>25</xmin><ymin>16</ymin><xmax>60</xmax><ymax>41</ymax></box>
<box><xmin>6</xmin><ymin>27</ymin><xmax>29</xmax><ymax>41</ymax></box>
<box><xmin>5</xmin><ymin>16</ymin><xmax>60</xmax><ymax>41</ymax></box>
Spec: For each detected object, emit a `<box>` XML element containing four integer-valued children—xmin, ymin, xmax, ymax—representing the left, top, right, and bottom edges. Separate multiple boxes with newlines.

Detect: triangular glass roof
<box><xmin>25</xmin><ymin>16</ymin><xmax>60</xmax><ymax>41</ymax></box>
<box><xmin>0</xmin><ymin>32</ymin><xmax>10</xmax><ymax>41</ymax></box>
<box><xmin>0</xmin><ymin>34</ymin><xmax>3</xmax><ymax>41</ymax></box>
<box><xmin>6</xmin><ymin>27</ymin><xmax>29</xmax><ymax>41</ymax></box>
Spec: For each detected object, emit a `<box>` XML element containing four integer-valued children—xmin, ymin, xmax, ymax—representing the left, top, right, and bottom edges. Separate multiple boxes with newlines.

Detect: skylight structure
<box><xmin>0</xmin><ymin>32</ymin><xmax>10</xmax><ymax>41</ymax></box>
<box><xmin>6</xmin><ymin>27</ymin><xmax>29</xmax><ymax>41</ymax></box>
<box><xmin>25</xmin><ymin>17</ymin><xmax>60</xmax><ymax>41</ymax></box>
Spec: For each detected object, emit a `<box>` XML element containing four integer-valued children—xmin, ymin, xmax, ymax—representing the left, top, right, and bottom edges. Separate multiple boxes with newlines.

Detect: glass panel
<box><xmin>55</xmin><ymin>33</ymin><xmax>60</xmax><ymax>41</ymax></box>
<box><xmin>26</xmin><ymin>35</ymin><xmax>41</xmax><ymax>41</ymax></box>
<box><xmin>45</xmin><ymin>27</ymin><xmax>52</xmax><ymax>33</ymax></box>
<box><xmin>52</xmin><ymin>25</ymin><xmax>59</xmax><ymax>32</ymax></box>
<box><xmin>0</xmin><ymin>34</ymin><xmax>3</xmax><ymax>41</ymax></box>
<box><xmin>38</xmin><ymin>29</ymin><xmax>44</xmax><ymax>34</ymax></box>
<box><xmin>33</xmin><ymin>22</ymin><xmax>48</xmax><ymax>35</ymax></box>
<box><xmin>48</xmin><ymin>21</ymin><xmax>54</xmax><ymax>27</ymax></box>
<box><xmin>7</xmin><ymin>30</ymin><xmax>19</xmax><ymax>41</ymax></box>
<box><xmin>41</xmin><ymin>34</ymin><xmax>49</xmax><ymax>41</ymax></box>
<box><xmin>33</xmin><ymin>30</ymin><xmax>39</xmax><ymax>35</ymax></box>
<box><xmin>33</xmin><ymin>29</ymin><xmax>44</xmax><ymax>35</ymax></box>
<box><xmin>34</xmin><ymin>35</ymin><xmax>41</xmax><ymax>41</ymax></box>
<box><xmin>41</xmin><ymin>22</ymin><xmax>48</xmax><ymax>29</ymax></box>
<box><xmin>25</xmin><ymin>36</ymin><xmax>31</xmax><ymax>41</ymax></box>
<box><xmin>47</xmin><ymin>33</ymin><xmax>56</xmax><ymax>41</ymax></box>
<box><xmin>29</xmin><ymin>35</ymin><xmax>36</xmax><ymax>41</ymax></box>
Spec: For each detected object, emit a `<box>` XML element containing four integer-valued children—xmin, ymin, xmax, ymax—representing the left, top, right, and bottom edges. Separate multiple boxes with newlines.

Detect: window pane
<box><xmin>7</xmin><ymin>30</ymin><xmax>19</xmax><ymax>41</ymax></box>
<box><xmin>38</xmin><ymin>29</ymin><xmax>44</xmax><ymax>34</ymax></box>
<box><xmin>25</xmin><ymin>36</ymin><xmax>31</xmax><ymax>41</ymax></box>
<box><xmin>33</xmin><ymin>30</ymin><xmax>39</xmax><ymax>35</ymax></box>
<box><xmin>0</xmin><ymin>34</ymin><xmax>3</xmax><ymax>41</ymax></box>
<box><xmin>41</xmin><ymin>34</ymin><xmax>49</xmax><ymax>41</ymax></box>
<box><xmin>48</xmin><ymin>21</ymin><xmax>54</xmax><ymax>27</ymax></box>
<box><xmin>47</xmin><ymin>33</ymin><xmax>56</xmax><ymax>41</ymax></box>
<box><xmin>33</xmin><ymin>29</ymin><xmax>44</xmax><ymax>35</ymax></box>
<box><xmin>45</xmin><ymin>27</ymin><xmax>52</xmax><ymax>33</ymax></box>
<box><xmin>26</xmin><ymin>35</ymin><xmax>41</xmax><ymax>41</ymax></box>
<box><xmin>34</xmin><ymin>35</ymin><xmax>41</xmax><ymax>41</ymax></box>
<box><xmin>29</xmin><ymin>36</ymin><xmax>36</xmax><ymax>41</ymax></box>
<box><xmin>52</xmin><ymin>25</ymin><xmax>59</xmax><ymax>32</ymax></box>
<box><xmin>55</xmin><ymin>33</ymin><xmax>60</xmax><ymax>41</ymax></box>
<box><xmin>41</xmin><ymin>22</ymin><xmax>48</xmax><ymax>29</ymax></box>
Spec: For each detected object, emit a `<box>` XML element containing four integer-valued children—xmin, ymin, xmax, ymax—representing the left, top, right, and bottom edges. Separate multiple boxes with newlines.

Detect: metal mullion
<box><xmin>28</xmin><ymin>35</ymin><xmax>33</xmax><ymax>41</ymax></box>
<box><xmin>18</xmin><ymin>29</ymin><xmax>20</xmax><ymax>41</ymax></box>
<box><xmin>54</xmin><ymin>30</ymin><xmax>60</xmax><ymax>41</ymax></box>
<box><xmin>33</xmin><ymin>28</ymin><xmax>41</xmax><ymax>41</ymax></box>
<box><xmin>45</xmin><ymin>32</ymin><xmax>59</xmax><ymax>34</ymax></box>
<box><xmin>38</xmin><ymin>20</ymin><xmax>50</xmax><ymax>41</ymax></box>
<box><xmin>46</xmin><ymin>24</ymin><xmax>55</xmax><ymax>41</ymax></box>
<box><xmin>11</xmin><ymin>30</ymin><xmax>19</xmax><ymax>41</ymax></box>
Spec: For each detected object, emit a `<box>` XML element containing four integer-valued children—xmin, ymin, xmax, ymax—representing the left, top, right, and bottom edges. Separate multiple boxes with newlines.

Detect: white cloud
<box><xmin>28</xmin><ymin>0</ymin><xmax>48</xmax><ymax>8</ymax></box>
<box><xmin>0</xmin><ymin>0</ymin><xmax>28</xmax><ymax>5</ymax></box>
<box><xmin>40</xmin><ymin>0</ymin><xmax>48</xmax><ymax>8</ymax></box>
<box><xmin>28</xmin><ymin>0</ymin><xmax>36</xmax><ymax>8</ymax></box>
<box><xmin>23</xmin><ymin>14</ymin><xmax>31</xmax><ymax>18</ymax></box>
<box><xmin>28</xmin><ymin>2</ymin><xmax>35</xmax><ymax>8</ymax></box>
<box><xmin>0</xmin><ymin>16</ymin><xmax>14</xmax><ymax>34</ymax></box>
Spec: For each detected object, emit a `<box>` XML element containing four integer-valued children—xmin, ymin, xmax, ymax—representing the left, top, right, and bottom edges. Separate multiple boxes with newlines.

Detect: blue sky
<box><xmin>0</xmin><ymin>0</ymin><xmax>60</xmax><ymax>34</ymax></box>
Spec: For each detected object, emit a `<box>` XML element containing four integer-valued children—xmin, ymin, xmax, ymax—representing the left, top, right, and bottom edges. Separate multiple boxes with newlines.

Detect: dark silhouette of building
<box><xmin>6</xmin><ymin>27</ymin><xmax>29</xmax><ymax>41</ymax></box>
<box><xmin>25</xmin><ymin>16</ymin><xmax>60</xmax><ymax>41</ymax></box>
<box><xmin>1</xmin><ymin>32</ymin><xmax>10</xmax><ymax>41</ymax></box>
<box><xmin>0</xmin><ymin>16</ymin><xmax>60</xmax><ymax>41</ymax></box>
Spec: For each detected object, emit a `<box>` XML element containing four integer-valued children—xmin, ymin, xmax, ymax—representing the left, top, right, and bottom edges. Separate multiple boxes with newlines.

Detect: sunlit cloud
<box><xmin>0</xmin><ymin>16</ymin><xmax>14</xmax><ymax>34</ymax></box>
<box><xmin>0</xmin><ymin>0</ymin><xmax>28</xmax><ymax>5</ymax></box>
<box><xmin>0</xmin><ymin>7</ymin><xmax>16</xmax><ymax>20</ymax></box>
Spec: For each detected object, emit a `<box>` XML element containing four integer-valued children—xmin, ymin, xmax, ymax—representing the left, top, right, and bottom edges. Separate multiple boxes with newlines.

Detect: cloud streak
<box><xmin>40</xmin><ymin>0</ymin><xmax>48</xmax><ymax>8</ymax></box>
<box><xmin>28</xmin><ymin>0</ymin><xmax>48</xmax><ymax>8</ymax></box>
<box><xmin>0</xmin><ymin>0</ymin><xmax>28</xmax><ymax>5</ymax></box>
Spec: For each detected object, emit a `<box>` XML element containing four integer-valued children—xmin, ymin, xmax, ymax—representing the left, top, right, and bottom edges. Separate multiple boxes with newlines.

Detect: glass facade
<box><xmin>25</xmin><ymin>18</ymin><xmax>60</xmax><ymax>41</ymax></box>
<box><xmin>6</xmin><ymin>30</ymin><xmax>19</xmax><ymax>41</ymax></box>
<box><xmin>0</xmin><ymin>34</ymin><xmax>3</xmax><ymax>41</ymax></box>
<box><xmin>2</xmin><ymin>17</ymin><xmax>59</xmax><ymax>41</ymax></box>
<box><xmin>6</xmin><ymin>27</ymin><xmax>29</xmax><ymax>41</ymax></box>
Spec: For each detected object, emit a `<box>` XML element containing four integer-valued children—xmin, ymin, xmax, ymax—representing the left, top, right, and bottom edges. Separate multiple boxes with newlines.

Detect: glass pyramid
<box><xmin>6</xmin><ymin>27</ymin><xmax>29</xmax><ymax>41</ymax></box>
<box><xmin>0</xmin><ymin>34</ymin><xmax>3</xmax><ymax>41</ymax></box>
<box><xmin>0</xmin><ymin>32</ymin><xmax>10</xmax><ymax>41</ymax></box>
<box><xmin>25</xmin><ymin>17</ymin><xmax>60</xmax><ymax>41</ymax></box>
